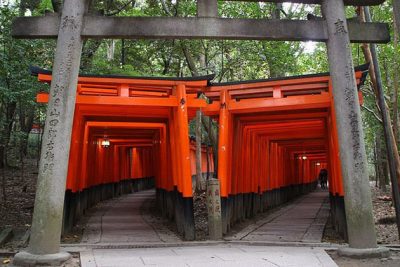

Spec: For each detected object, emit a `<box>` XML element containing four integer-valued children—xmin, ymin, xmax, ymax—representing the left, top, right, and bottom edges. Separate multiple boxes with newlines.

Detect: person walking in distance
<box><xmin>319</xmin><ymin>169</ymin><xmax>328</xmax><ymax>189</ymax></box>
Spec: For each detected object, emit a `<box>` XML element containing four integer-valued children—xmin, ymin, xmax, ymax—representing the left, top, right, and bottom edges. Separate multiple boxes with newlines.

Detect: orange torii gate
<box><xmin>34</xmin><ymin>66</ymin><xmax>213</xmax><ymax>240</ymax></box>
<box><xmin>34</xmin><ymin>64</ymin><xmax>368</xmax><ymax>241</ymax></box>
<box><xmin>201</xmin><ymin>65</ymin><xmax>367</xmax><ymax>235</ymax></box>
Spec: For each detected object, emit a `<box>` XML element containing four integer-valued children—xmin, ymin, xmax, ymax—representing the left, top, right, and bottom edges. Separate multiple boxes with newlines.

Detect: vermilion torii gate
<box><xmin>31</xmin><ymin>63</ymin><xmax>367</xmax><ymax>242</ymax></box>
<box><xmin>11</xmin><ymin>0</ymin><xmax>391</xmax><ymax>265</ymax></box>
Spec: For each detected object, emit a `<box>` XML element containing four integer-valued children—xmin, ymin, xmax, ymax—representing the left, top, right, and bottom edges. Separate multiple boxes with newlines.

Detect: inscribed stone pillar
<box><xmin>13</xmin><ymin>0</ymin><xmax>86</xmax><ymax>265</ymax></box>
<box><xmin>206</xmin><ymin>178</ymin><xmax>223</xmax><ymax>240</ymax></box>
<box><xmin>321</xmin><ymin>0</ymin><xmax>387</xmax><ymax>256</ymax></box>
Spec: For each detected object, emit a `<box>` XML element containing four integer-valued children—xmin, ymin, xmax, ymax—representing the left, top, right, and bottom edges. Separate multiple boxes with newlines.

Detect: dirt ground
<box><xmin>370</xmin><ymin>185</ymin><xmax>399</xmax><ymax>244</ymax></box>
<box><xmin>0</xmin><ymin>159</ymin><xmax>37</xmax><ymax>230</ymax></box>
<box><xmin>0</xmin><ymin>159</ymin><xmax>37</xmax><ymax>252</ymax></box>
<box><xmin>322</xmin><ymin>184</ymin><xmax>400</xmax><ymax>245</ymax></box>
<box><xmin>328</xmin><ymin>250</ymin><xmax>400</xmax><ymax>267</ymax></box>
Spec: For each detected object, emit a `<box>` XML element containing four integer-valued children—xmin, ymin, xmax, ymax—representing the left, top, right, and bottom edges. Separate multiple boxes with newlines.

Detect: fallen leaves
<box><xmin>378</xmin><ymin>195</ymin><xmax>392</xmax><ymax>201</ymax></box>
<box><xmin>372</xmin><ymin>186</ymin><xmax>399</xmax><ymax>244</ymax></box>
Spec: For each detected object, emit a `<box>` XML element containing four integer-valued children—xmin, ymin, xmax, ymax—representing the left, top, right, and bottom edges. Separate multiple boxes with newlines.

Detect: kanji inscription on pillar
<box><xmin>207</xmin><ymin>183</ymin><xmax>222</xmax><ymax>219</ymax></box>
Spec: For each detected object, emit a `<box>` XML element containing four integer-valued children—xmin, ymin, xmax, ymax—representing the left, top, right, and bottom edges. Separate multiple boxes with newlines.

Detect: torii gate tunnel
<box><xmin>33</xmin><ymin>64</ymin><xmax>368</xmax><ymax>240</ymax></box>
<box><xmin>12</xmin><ymin>0</ymin><xmax>392</xmax><ymax>265</ymax></box>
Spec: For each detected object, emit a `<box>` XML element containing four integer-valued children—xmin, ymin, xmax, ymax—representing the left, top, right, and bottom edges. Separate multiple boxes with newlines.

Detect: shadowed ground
<box><xmin>226</xmin><ymin>189</ymin><xmax>330</xmax><ymax>243</ymax></box>
<box><xmin>81</xmin><ymin>189</ymin><xmax>180</xmax><ymax>244</ymax></box>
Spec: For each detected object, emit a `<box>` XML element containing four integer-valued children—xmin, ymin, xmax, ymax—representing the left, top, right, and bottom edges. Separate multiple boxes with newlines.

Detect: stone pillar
<box><xmin>206</xmin><ymin>178</ymin><xmax>222</xmax><ymax>240</ymax></box>
<box><xmin>321</xmin><ymin>0</ymin><xmax>388</xmax><ymax>258</ymax></box>
<box><xmin>13</xmin><ymin>0</ymin><xmax>86</xmax><ymax>266</ymax></box>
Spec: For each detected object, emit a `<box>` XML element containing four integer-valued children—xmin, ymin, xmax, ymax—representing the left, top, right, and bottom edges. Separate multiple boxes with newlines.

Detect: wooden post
<box><xmin>13</xmin><ymin>0</ymin><xmax>87</xmax><ymax>266</ymax></box>
<box><xmin>321</xmin><ymin>0</ymin><xmax>389</xmax><ymax>258</ymax></box>
<box><xmin>176</xmin><ymin>84</ymin><xmax>195</xmax><ymax>240</ymax></box>
<box><xmin>176</xmin><ymin>84</ymin><xmax>192</xmax><ymax>198</ymax></box>
<box><xmin>218</xmin><ymin>90</ymin><xmax>229</xmax><ymax>197</ymax></box>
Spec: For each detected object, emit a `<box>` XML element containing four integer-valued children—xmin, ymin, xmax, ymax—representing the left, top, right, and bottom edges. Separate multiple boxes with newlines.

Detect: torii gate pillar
<box><xmin>13</xmin><ymin>0</ymin><xmax>86</xmax><ymax>266</ymax></box>
<box><xmin>322</xmin><ymin>0</ymin><xmax>388</xmax><ymax>257</ymax></box>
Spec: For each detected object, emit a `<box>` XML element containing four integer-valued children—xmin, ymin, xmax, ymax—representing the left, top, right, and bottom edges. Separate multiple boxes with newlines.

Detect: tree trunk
<box><xmin>195</xmin><ymin>110</ymin><xmax>204</xmax><ymax>192</ymax></box>
<box><xmin>374</xmin><ymin>135</ymin><xmax>379</xmax><ymax>187</ymax></box>
<box><xmin>0</xmin><ymin>147</ymin><xmax>3</xmax><ymax>169</ymax></box>
<box><xmin>273</xmin><ymin>3</ymin><xmax>283</xmax><ymax>20</ymax></box>
<box><xmin>393</xmin><ymin>0</ymin><xmax>400</xmax><ymax>38</ymax></box>
<box><xmin>3</xmin><ymin>102</ymin><xmax>16</xmax><ymax>167</ymax></box>
<box><xmin>202</xmin><ymin>116</ymin><xmax>218</xmax><ymax>176</ymax></box>
<box><xmin>107</xmin><ymin>40</ymin><xmax>116</xmax><ymax>61</ymax></box>
<box><xmin>358</xmin><ymin>8</ymin><xmax>400</xmax><ymax>191</ymax></box>
<box><xmin>376</xmin><ymin>130</ymin><xmax>387</xmax><ymax>192</ymax></box>
<box><xmin>362</xmin><ymin>6</ymin><xmax>400</xmax><ymax>236</ymax></box>
<box><xmin>181</xmin><ymin>41</ymin><xmax>199</xmax><ymax>77</ymax></box>
<box><xmin>19</xmin><ymin>104</ymin><xmax>35</xmax><ymax>156</ymax></box>
<box><xmin>393</xmin><ymin>11</ymin><xmax>400</xmax><ymax>144</ymax></box>
<box><xmin>1</xmin><ymin>166</ymin><xmax>6</xmax><ymax>203</ymax></box>
<box><xmin>121</xmin><ymin>39</ymin><xmax>126</xmax><ymax>65</ymax></box>
<box><xmin>206</xmin><ymin>145</ymin><xmax>210</xmax><ymax>180</ymax></box>
<box><xmin>51</xmin><ymin>0</ymin><xmax>63</xmax><ymax>12</ymax></box>
<box><xmin>80</xmin><ymin>40</ymin><xmax>103</xmax><ymax>71</ymax></box>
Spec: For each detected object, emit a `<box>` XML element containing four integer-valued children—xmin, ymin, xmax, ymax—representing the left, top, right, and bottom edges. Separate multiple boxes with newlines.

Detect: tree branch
<box><xmin>362</xmin><ymin>105</ymin><xmax>383</xmax><ymax>123</ymax></box>
<box><xmin>106</xmin><ymin>0</ymin><xmax>136</xmax><ymax>16</ymax></box>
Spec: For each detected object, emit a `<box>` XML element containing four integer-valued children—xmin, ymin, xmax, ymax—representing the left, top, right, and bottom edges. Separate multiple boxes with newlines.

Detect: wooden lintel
<box><xmin>12</xmin><ymin>16</ymin><xmax>390</xmax><ymax>43</ymax></box>
<box><xmin>228</xmin><ymin>94</ymin><xmax>331</xmax><ymax>114</ymax></box>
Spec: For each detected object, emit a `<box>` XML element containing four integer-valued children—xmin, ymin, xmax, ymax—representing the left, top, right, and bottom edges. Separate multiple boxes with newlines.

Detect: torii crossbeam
<box><xmin>11</xmin><ymin>0</ymin><xmax>391</xmax><ymax>266</ymax></box>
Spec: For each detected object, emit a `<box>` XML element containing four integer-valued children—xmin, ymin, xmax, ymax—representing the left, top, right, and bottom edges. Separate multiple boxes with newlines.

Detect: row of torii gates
<box><xmin>12</xmin><ymin>0</ymin><xmax>395</xmax><ymax>266</ymax></box>
<box><xmin>31</xmin><ymin>65</ymin><xmax>368</xmax><ymax>250</ymax></box>
<box><xmin>32</xmin><ymin>64</ymin><xmax>367</xmax><ymax>239</ymax></box>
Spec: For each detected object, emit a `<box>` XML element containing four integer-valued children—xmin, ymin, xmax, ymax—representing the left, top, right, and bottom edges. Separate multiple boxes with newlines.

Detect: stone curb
<box><xmin>61</xmin><ymin>240</ymin><xmax>344</xmax><ymax>250</ymax></box>
<box><xmin>12</xmin><ymin>251</ymin><xmax>71</xmax><ymax>267</ymax></box>
<box><xmin>337</xmin><ymin>246</ymin><xmax>390</xmax><ymax>259</ymax></box>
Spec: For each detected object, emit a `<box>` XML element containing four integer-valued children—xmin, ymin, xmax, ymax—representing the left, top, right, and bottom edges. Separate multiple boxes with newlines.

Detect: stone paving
<box><xmin>77</xmin><ymin>188</ymin><xmax>335</xmax><ymax>266</ymax></box>
<box><xmin>79</xmin><ymin>244</ymin><xmax>337</xmax><ymax>267</ymax></box>
<box><xmin>226</xmin><ymin>189</ymin><xmax>330</xmax><ymax>243</ymax></box>
<box><xmin>81</xmin><ymin>190</ymin><xmax>180</xmax><ymax>244</ymax></box>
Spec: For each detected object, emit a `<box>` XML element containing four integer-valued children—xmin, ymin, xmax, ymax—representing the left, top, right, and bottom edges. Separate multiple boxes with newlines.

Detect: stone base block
<box><xmin>337</xmin><ymin>246</ymin><xmax>390</xmax><ymax>259</ymax></box>
<box><xmin>13</xmin><ymin>251</ymin><xmax>71</xmax><ymax>266</ymax></box>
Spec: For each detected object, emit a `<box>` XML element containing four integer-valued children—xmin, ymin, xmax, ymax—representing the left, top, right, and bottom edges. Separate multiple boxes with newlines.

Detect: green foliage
<box><xmin>0</xmin><ymin>0</ymin><xmax>398</xmax><ymax>176</ymax></box>
<box><xmin>0</xmin><ymin>3</ymin><xmax>54</xmax><ymax>166</ymax></box>
<box><xmin>79</xmin><ymin>1</ymin><xmax>314</xmax><ymax>81</ymax></box>
<box><xmin>37</xmin><ymin>0</ymin><xmax>53</xmax><ymax>13</ymax></box>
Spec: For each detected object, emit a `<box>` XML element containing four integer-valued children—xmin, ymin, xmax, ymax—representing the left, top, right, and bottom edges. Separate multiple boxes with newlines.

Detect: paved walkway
<box><xmin>81</xmin><ymin>190</ymin><xmax>180</xmax><ymax>244</ymax></box>
<box><xmin>79</xmin><ymin>244</ymin><xmax>337</xmax><ymax>267</ymax></box>
<box><xmin>226</xmin><ymin>189</ymin><xmax>330</xmax><ymax>243</ymax></box>
<box><xmin>77</xmin><ymin>189</ymin><xmax>335</xmax><ymax>266</ymax></box>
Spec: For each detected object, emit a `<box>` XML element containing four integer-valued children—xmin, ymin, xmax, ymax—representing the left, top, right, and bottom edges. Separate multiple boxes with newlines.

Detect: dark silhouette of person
<box><xmin>319</xmin><ymin>169</ymin><xmax>328</xmax><ymax>189</ymax></box>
